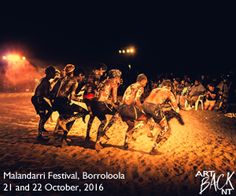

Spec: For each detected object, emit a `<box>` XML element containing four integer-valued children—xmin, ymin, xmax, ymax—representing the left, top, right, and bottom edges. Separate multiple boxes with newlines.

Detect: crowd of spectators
<box><xmin>145</xmin><ymin>74</ymin><xmax>232</xmax><ymax>113</ymax></box>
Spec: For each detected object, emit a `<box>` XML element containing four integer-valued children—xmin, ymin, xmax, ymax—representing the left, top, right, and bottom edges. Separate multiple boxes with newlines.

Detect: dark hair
<box><xmin>208</xmin><ymin>83</ymin><xmax>215</xmax><ymax>87</ymax></box>
<box><xmin>161</xmin><ymin>80</ymin><xmax>172</xmax><ymax>88</ymax></box>
<box><xmin>108</xmin><ymin>69</ymin><xmax>122</xmax><ymax>78</ymax></box>
<box><xmin>173</xmin><ymin>77</ymin><xmax>180</xmax><ymax>82</ymax></box>
<box><xmin>136</xmin><ymin>73</ymin><xmax>147</xmax><ymax>82</ymax></box>
<box><xmin>45</xmin><ymin>66</ymin><xmax>56</xmax><ymax>76</ymax></box>
<box><xmin>74</xmin><ymin>66</ymin><xmax>85</xmax><ymax>77</ymax></box>
<box><xmin>96</xmin><ymin>63</ymin><xmax>107</xmax><ymax>71</ymax></box>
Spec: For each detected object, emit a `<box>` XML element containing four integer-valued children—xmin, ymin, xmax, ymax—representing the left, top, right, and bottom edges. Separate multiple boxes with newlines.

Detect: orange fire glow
<box><xmin>1</xmin><ymin>53</ymin><xmax>42</xmax><ymax>91</ymax></box>
<box><xmin>2</xmin><ymin>54</ymin><xmax>27</xmax><ymax>62</ymax></box>
<box><xmin>6</xmin><ymin>54</ymin><xmax>21</xmax><ymax>61</ymax></box>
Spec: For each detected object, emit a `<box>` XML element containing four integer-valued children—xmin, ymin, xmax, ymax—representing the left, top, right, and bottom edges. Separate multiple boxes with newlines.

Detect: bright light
<box><xmin>129</xmin><ymin>47</ymin><xmax>135</xmax><ymax>53</ymax></box>
<box><xmin>2</xmin><ymin>54</ymin><xmax>27</xmax><ymax>61</ymax></box>
<box><xmin>118</xmin><ymin>46</ymin><xmax>136</xmax><ymax>55</ymax></box>
<box><xmin>7</xmin><ymin>54</ymin><xmax>21</xmax><ymax>61</ymax></box>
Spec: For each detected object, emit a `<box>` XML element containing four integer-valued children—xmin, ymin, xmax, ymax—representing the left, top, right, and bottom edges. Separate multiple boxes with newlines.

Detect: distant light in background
<box><xmin>7</xmin><ymin>54</ymin><xmax>21</xmax><ymax>61</ymax></box>
<box><xmin>128</xmin><ymin>64</ymin><xmax>132</xmax><ymax>70</ymax></box>
<box><xmin>118</xmin><ymin>46</ymin><xmax>136</xmax><ymax>55</ymax></box>
<box><xmin>2</xmin><ymin>54</ymin><xmax>27</xmax><ymax>61</ymax></box>
<box><xmin>1</xmin><ymin>52</ymin><xmax>41</xmax><ymax>92</ymax></box>
<box><xmin>129</xmin><ymin>47</ymin><xmax>135</xmax><ymax>53</ymax></box>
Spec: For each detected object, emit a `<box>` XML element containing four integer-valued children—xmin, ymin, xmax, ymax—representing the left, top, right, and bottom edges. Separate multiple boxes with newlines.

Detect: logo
<box><xmin>195</xmin><ymin>171</ymin><xmax>235</xmax><ymax>195</ymax></box>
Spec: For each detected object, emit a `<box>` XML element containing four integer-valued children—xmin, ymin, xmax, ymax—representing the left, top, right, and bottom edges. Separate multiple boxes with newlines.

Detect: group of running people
<box><xmin>31</xmin><ymin>63</ymin><xmax>181</xmax><ymax>154</ymax></box>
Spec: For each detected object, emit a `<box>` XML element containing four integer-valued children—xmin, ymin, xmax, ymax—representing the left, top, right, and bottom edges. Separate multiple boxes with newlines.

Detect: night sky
<box><xmin>1</xmin><ymin>2</ymin><xmax>236</xmax><ymax>76</ymax></box>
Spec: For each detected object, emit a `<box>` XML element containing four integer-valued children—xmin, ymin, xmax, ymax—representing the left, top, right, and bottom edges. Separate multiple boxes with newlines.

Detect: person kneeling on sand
<box><xmin>143</xmin><ymin>80</ymin><xmax>180</xmax><ymax>155</ymax></box>
<box><xmin>31</xmin><ymin>66</ymin><xmax>56</xmax><ymax>141</ymax></box>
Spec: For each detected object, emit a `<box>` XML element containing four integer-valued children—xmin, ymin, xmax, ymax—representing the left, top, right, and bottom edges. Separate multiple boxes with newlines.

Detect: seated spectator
<box><xmin>172</xmin><ymin>79</ymin><xmax>191</xmax><ymax>109</ymax></box>
<box><xmin>204</xmin><ymin>83</ymin><xmax>219</xmax><ymax>110</ymax></box>
<box><xmin>181</xmin><ymin>80</ymin><xmax>190</xmax><ymax>96</ymax></box>
<box><xmin>187</xmin><ymin>79</ymin><xmax>206</xmax><ymax>107</ymax></box>
<box><xmin>172</xmin><ymin>78</ymin><xmax>180</xmax><ymax>97</ymax></box>
<box><xmin>216</xmin><ymin>78</ymin><xmax>231</xmax><ymax>112</ymax></box>
<box><xmin>175</xmin><ymin>78</ymin><xmax>185</xmax><ymax>106</ymax></box>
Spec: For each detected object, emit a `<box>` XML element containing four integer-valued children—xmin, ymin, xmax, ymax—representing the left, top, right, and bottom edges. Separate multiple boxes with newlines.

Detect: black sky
<box><xmin>1</xmin><ymin>2</ymin><xmax>236</xmax><ymax>75</ymax></box>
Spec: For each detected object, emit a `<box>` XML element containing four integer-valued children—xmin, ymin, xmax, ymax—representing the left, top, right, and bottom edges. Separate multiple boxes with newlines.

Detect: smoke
<box><xmin>0</xmin><ymin>59</ymin><xmax>43</xmax><ymax>92</ymax></box>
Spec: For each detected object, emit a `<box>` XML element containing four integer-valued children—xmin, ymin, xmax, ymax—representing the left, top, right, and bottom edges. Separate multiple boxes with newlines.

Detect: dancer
<box><xmin>31</xmin><ymin>66</ymin><xmax>56</xmax><ymax>141</ymax></box>
<box><xmin>92</xmin><ymin>69</ymin><xmax>122</xmax><ymax>151</ymax></box>
<box><xmin>142</xmin><ymin>80</ymin><xmax>179</xmax><ymax>155</ymax></box>
<box><xmin>83</xmin><ymin>63</ymin><xmax>107</xmax><ymax>142</ymax></box>
<box><xmin>52</xmin><ymin>64</ymin><xmax>89</xmax><ymax>145</ymax></box>
<box><xmin>119</xmin><ymin>74</ymin><xmax>148</xmax><ymax>149</ymax></box>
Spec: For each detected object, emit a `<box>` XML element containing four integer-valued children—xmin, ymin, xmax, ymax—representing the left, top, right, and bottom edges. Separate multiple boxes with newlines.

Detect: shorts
<box><xmin>84</xmin><ymin>98</ymin><xmax>96</xmax><ymax>112</ymax></box>
<box><xmin>118</xmin><ymin>104</ymin><xmax>144</xmax><ymax>121</ymax></box>
<box><xmin>204</xmin><ymin>99</ymin><xmax>216</xmax><ymax>109</ymax></box>
<box><xmin>31</xmin><ymin>96</ymin><xmax>52</xmax><ymax>114</ymax></box>
<box><xmin>142</xmin><ymin>102</ymin><xmax>165</xmax><ymax>124</ymax></box>
<box><xmin>91</xmin><ymin>101</ymin><xmax>117</xmax><ymax>121</ymax></box>
<box><xmin>53</xmin><ymin>97</ymin><xmax>87</xmax><ymax>117</ymax></box>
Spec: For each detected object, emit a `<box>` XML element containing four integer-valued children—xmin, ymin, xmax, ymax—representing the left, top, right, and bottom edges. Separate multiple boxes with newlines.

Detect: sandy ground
<box><xmin>0</xmin><ymin>93</ymin><xmax>235</xmax><ymax>196</ymax></box>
